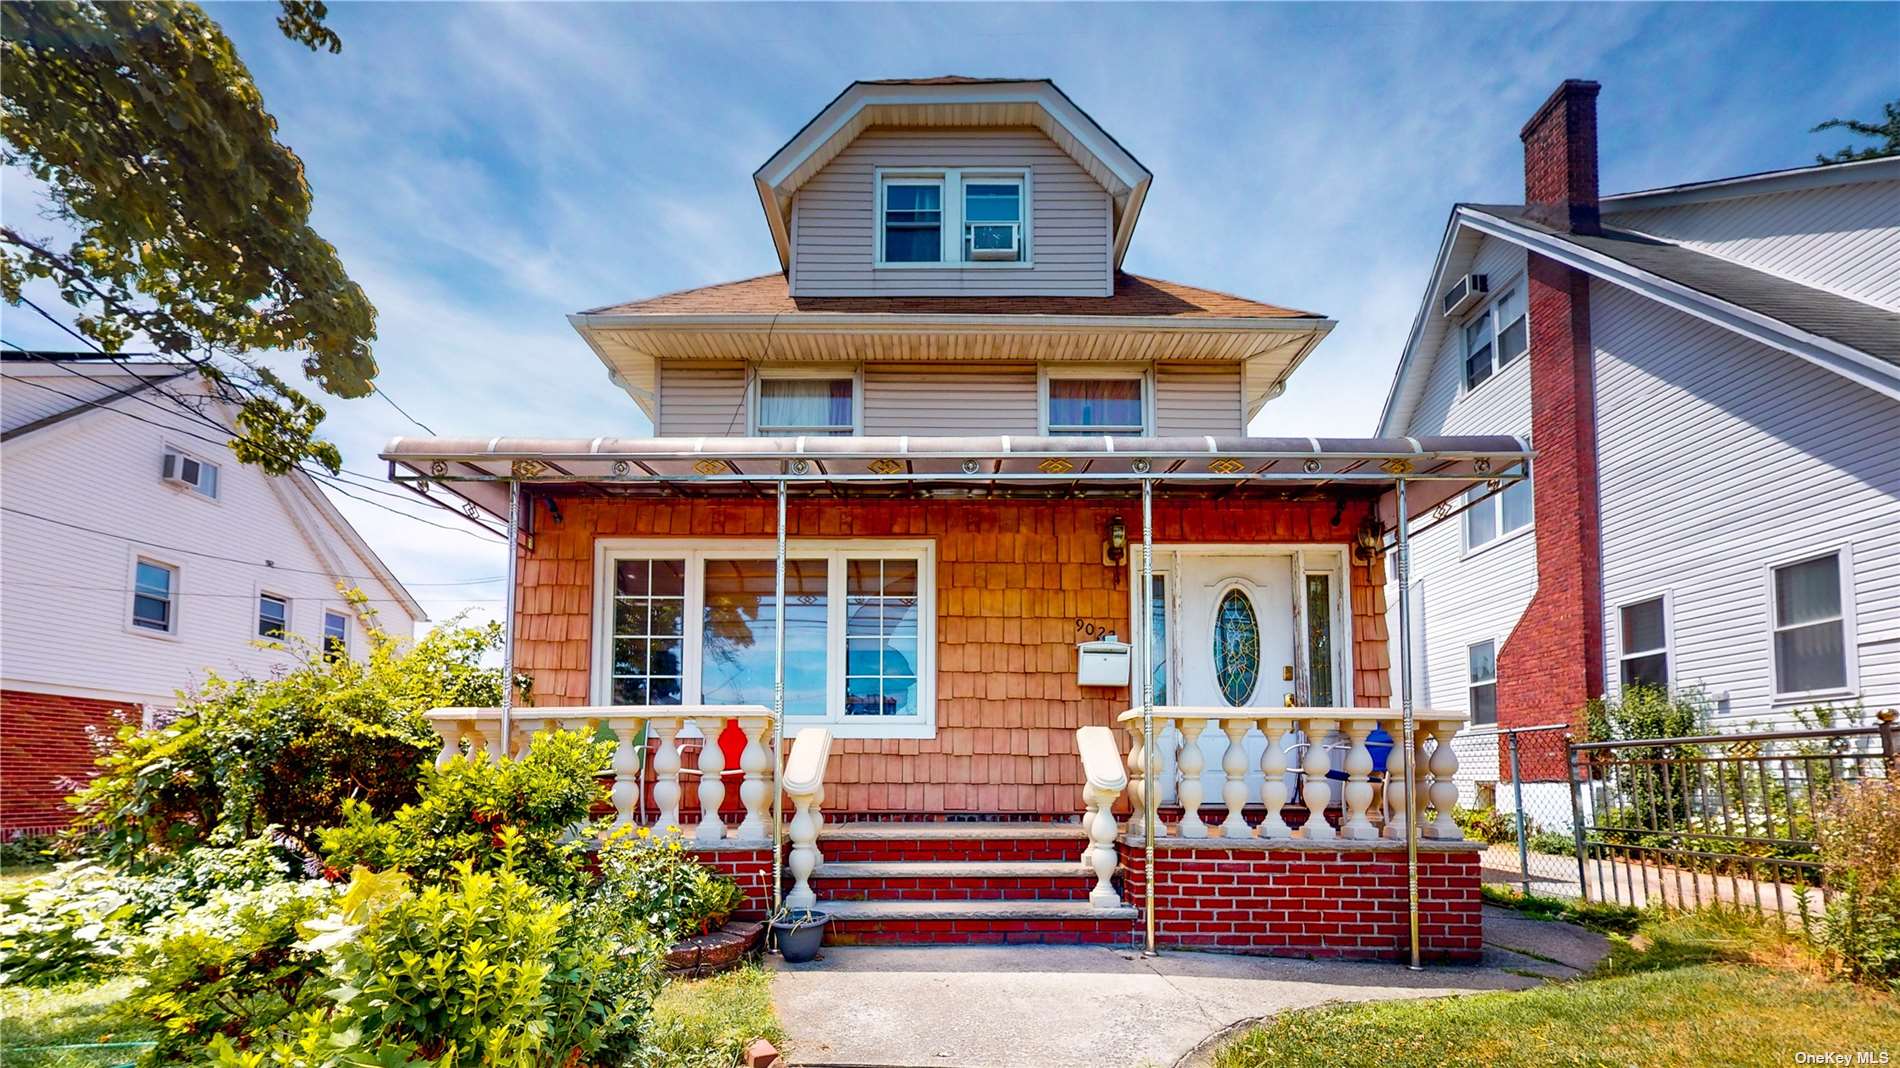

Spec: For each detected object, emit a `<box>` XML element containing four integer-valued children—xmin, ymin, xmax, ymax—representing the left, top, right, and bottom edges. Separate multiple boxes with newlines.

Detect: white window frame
<box><xmin>1039</xmin><ymin>364</ymin><xmax>1153</xmax><ymax>435</ymax></box>
<box><xmin>1614</xmin><ymin>591</ymin><xmax>1672</xmax><ymax>691</ymax></box>
<box><xmin>1459</xmin><ymin>278</ymin><xmax>1529</xmax><ymax>395</ymax></box>
<box><xmin>322</xmin><ymin>609</ymin><xmax>352</xmax><ymax>660</ymax></box>
<box><xmin>1466</xmin><ymin>638</ymin><xmax>1498</xmax><ymax>727</ymax></box>
<box><xmin>161</xmin><ymin>444</ymin><xmax>221</xmax><ymax>502</ymax></box>
<box><xmin>748</xmin><ymin>364</ymin><xmax>862</xmax><ymax>436</ymax></box>
<box><xmin>127</xmin><ymin>553</ymin><xmax>180</xmax><ymax>639</ymax></box>
<box><xmin>1461</xmin><ymin>475</ymin><xmax>1534</xmax><ymax>556</ymax></box>
<box><xmin>592</xmin><ymin>538</ymin><xmax>938</xmax><ymax>739</ymax></box>
<box><xmin>257</xmin><ymin>590</ymin><xmax>291</xmax><ymax>641</ymax></box>
<box><xmin>873</xmin><ymin>167</ymin><xmax>1033</xmax><ymax>269</ymax></box>
<box><xmin>1765</xmin><ymin>546</ymin><xmax>1858</xmax><ymax>702</ymax></box>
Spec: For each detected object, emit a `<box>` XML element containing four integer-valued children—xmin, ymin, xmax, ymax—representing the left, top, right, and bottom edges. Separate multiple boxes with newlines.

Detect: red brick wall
<box><xmin>515</xmin><ymin>495</ymin><xmax>1391</xmax><ymax>817</ymax></box>
<box><xmin>1117</xmin><ymin>843</ymin><xmax>1483</xmax><ymax>962</ymax></box>
<box><xmin>1520</xmin><ymin>79</ymin><xmax>1600</xmax><ymax>235</ymax></box>
<box><xmin>692</xmin><ymin>845</ymin><xmax>773</xmax><ymax>921</ymax></box>
<box><xmin>1</xmin><ymin>690</ymin><xmax>130</xmax><ymax>836</ymax></box>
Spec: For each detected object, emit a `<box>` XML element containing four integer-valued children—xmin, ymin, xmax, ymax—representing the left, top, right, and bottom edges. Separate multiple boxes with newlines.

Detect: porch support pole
<box><xmin>1394</xmin><ymin>478</ymin><xmax>1421</xmax><ymax>970</ymax></box>
<box><xmin>771</xmin><ymin>478</ymin><xmax>788</xmax><ymax>918</ymax></box>
<box><xmin>501</xmin><ymin>479</ymin><xmax>520</xmax><ymax>750</ymax></box>
<box><xmin>1141</xmin><ymin>476</ymin><xmax>1157</xmax><ymax>956</ymax></box>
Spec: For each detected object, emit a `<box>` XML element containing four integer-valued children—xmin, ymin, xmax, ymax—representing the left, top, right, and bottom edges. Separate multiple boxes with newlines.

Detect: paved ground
<box><xmin>770</xmin><ymin>916</ymin><xmax>1610</xmax><ymax>1068</ymax></box>
<box><xmin>1479</xmin><ymin>843</ymin><xmax>1824</xmax><ymax>915</ymax></box>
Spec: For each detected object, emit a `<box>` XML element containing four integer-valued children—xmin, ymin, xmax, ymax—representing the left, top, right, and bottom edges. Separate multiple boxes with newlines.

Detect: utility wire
<box><xmin>372</xmin><ymin>385</ymin><xmax>437</xmax><ymax>435</ymax></box>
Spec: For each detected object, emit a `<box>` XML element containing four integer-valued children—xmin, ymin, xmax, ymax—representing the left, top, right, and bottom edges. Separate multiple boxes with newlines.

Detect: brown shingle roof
<box><xmin>582</xmin><ymin>272</ymin><xmax>1322</xmax><ymax>319</ymax></box>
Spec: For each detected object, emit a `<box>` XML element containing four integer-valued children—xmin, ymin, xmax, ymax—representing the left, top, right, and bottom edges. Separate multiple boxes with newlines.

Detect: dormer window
<box><xmin>754</xmin><ymin>369</ymin><xmax>858</xmax><ymax>436</ymax></box>
<box><xmin>876</xmin><ymin>169</ymin><xmax>1030</xmax><ymax>267</ymax></box>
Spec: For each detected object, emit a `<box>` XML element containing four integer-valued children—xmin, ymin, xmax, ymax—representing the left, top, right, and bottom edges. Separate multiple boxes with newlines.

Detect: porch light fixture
<box><xmin>1354</xmin><ymin>515</ymin><xmax>1384</xmax><ymax>563</ymax></box>
<box><xmin>1103</xmin><ymin>515</ymin><xmax>1128</xmax><ymax>566</ymax></box>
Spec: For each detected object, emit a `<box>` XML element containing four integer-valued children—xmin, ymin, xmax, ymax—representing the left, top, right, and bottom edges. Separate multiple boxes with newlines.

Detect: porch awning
<box><xmin>381</xmin><ymin>433</ymin><xmax>1531</xmax><ymax>536</ymax></box>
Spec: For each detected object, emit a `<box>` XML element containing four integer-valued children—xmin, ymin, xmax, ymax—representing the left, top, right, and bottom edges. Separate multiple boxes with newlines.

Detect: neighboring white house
<box><xmin>1</xmin><ymin>353</ymin><xmax>425</xmax><ymax>835</ymax></box>
<box><xmin>1379</xmin><ymin>80</ymin><xmax>1900</xmax><ymax>802</ymax></box>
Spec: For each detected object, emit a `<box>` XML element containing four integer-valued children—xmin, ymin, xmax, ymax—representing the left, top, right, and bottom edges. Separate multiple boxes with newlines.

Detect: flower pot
<box><xmin>772</xmin><ymin>910</ymin><xmax>830</xmax><ymax>963</ymax></box>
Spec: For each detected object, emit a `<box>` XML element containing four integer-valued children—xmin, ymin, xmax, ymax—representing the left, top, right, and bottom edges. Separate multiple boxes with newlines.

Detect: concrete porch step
<box><xmin>821</xmin><ymin>897</ymin><xmax>1138</xmax><ymax>946</ymax></box>
<box><xmin>812</xmin><ymin>859</ymin><xmax>1093</xmax><ymax>901</ymax></box>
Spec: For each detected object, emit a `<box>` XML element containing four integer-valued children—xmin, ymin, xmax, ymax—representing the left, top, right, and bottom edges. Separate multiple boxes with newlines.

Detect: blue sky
<box><xmin>5</xmin><ymin>2</ymin><xmax>1895</xmax><ymax>630</ymax></box>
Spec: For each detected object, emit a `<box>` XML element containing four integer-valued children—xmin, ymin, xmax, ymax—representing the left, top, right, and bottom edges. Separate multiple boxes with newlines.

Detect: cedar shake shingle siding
<box><xmin>512</xmin><ymin>496</ymin><xmax>1391</xmax><ymax>817</ymax></box>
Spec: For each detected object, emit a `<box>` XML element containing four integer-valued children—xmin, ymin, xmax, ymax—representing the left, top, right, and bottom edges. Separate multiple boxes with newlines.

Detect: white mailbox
<box><xmin>1076</xmin><ymin>635</ymin><xmax>1132</xmax><ymax>687</ymax></box>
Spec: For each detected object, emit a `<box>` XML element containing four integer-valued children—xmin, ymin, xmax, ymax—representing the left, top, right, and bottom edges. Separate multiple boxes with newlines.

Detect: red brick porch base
<box><xmin>690</xmin><ymin>842</ymin><xmax>775</xmax><ymax>921</ymax></box>
<box><xmin>1116</xmin><ymin>838</ymin><xmax>1484</xmax><ymax>962</ymax></box>
<box><xmin>0</xmin><ymin>690</ymin><xmax>135</xmax><ymax>837</ymax></box>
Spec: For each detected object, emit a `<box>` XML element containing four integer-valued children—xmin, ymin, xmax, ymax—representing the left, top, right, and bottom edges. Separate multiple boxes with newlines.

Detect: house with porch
<box><xmin>1378</xmin><ymin>80</ymin><xmax>1900</xmax><ymax>815</ymax></box>
<box><xmin>390</xmin><ymin>78</ymin><xmax>1526</xmax><ymax>960</ymax></box>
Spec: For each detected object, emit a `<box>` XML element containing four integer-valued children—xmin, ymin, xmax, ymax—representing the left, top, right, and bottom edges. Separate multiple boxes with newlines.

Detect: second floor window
<box><xmin>258</xmin><ymin>593</ymin><xmax>289</xmax><ymax>640</ymax></box>
<box><xmin>132</xmin><ymin>559</ymin><xmax>176</xmax><ymax>633</ymax></box>
<box><xmin>882</xmin><ymin>180</ymin><xmax>943</xmax><ymax>263</ymax></box>
<box><xmin>161</xmin><ymin>447</ymin><xmax>219</xmax><ymax>499</ymax></box>
<box><xmin>756</xmin><ymin>376</ymin><xmax>854</xmax><ymax>435</ymax></box>
<box><xmin>1463</xmin><ymin>286</ymin><xmax>1528</xmax><ymax>390</ymax></box>
<box><xmin>323</xmin><ymin>610</ymin><xmax>350</xmax><ymax>660</ymax></box>
<box><xmin>963</xmin><ymin>179</ymin><xmax>1022</xmax><ymax>262</ymax></box>
<box><xmin>1618</xmin><ymin>595</ymin><xmax>1670</xmax><ymax>688</ymax></box>
<box><xmin>1046</xmin><ymin>376</ymin><xmax>1146</xmax><ymax>435</ymax></box>
<box><xmin>1464</xmin><ymin>474</ymin><xmax>1533</xmax><ymax>551</ymax></box>
<box><xmin>1771</xmin><ymin>552</ymin><xmax>1849</xmax><ymax>696</ymax></box>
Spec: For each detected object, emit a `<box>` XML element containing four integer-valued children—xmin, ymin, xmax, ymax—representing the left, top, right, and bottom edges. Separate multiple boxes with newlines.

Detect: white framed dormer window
<box><xmin>1617</xmin><ymin>593</ymin><xmax>1671</xmax><ymax>689</ymax></box>
<box><xmin>1463</xmin><ymin>473</ymin><xmax>1533</xmax><ymax>553</ymax></box>
<box><xmin>752</xmin><ymin>367</ymin><xmax>859</xmax><ymax>436</ymax></box>
<box><xmin>1040</xmin><ymin>366</ymin><xmax>1150</xmax><ymax>436</ymax></box>
<box><xmin>1462</xmin><ymin>284</ymin><xmax>1528</xmax><ymax>392</ymax></box>
<box><xmin>875</xmin><ymin>168</ymin><xmax>1031</xmax><ymax>268</ymax></box>
<box><xmin>1466</xmin><ymin>639</ymin><xmax>1498</xmax><ymax>726</ymax></box>
<box><xmin>131</xmin><ymin>558</ymin><xmax>178</xmax><ymax>635</ymax></box>
<box><xmin>1769</xmin><ymin>548</ymin><xmax>1856</xmax><ymax>700</ymax></box>
<box><xmin>161</xmin><ymin>446</ymin><xmax>219</xmax><ymax>499</ymax></box>
<box><xmin>593</xmin><ymin>540</ymin><xmax>936</xmax><ymax>739</ymax></box>
<box><xmin>258</xmin><ymin>592</ymin><xmax>290</xmax><ymax>641</ymax></box>
<box><xmin>323</xmin><ymin>610</ymin><xmax>350</xmax><ymax>661</ymax></box>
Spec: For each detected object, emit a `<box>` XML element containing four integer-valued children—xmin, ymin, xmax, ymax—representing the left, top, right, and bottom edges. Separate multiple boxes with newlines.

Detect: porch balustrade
<box><xmin>1075</xmin><ymin>725</ymin><xmax>1129</xmax><ymax>908</ymax></box>
<box><xmin>423</xmin><ymin>705</ymin><xmax>778</xmax><ymax>843</ymax></box>
<box><xmin>1116</xmin><ymin>707</ymin><xmax>1468</xmax><ymax>841</ymax></box>
<box><xmin>782</xmin><ymin>727</ymin><xmax>833</xmax><ymax>911</ymax></box>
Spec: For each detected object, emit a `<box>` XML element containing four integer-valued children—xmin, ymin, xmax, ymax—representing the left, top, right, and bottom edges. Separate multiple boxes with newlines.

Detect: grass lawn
<box><xmin>0</xmin><ymin>976</ymin><xmax>155</xmax><ymax>1068</ymax></box>
<box><xmin>642</xmin><ymin>963</ymin><xmax>786</xmax><ymax>1068</ymax></box>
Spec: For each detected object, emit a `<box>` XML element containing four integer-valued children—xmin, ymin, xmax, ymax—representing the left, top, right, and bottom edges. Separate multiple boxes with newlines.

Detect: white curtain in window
<box><xmin>759</xmin><ymin>378</ymin><xmax>851</xmax><ymax>431</ymax></box>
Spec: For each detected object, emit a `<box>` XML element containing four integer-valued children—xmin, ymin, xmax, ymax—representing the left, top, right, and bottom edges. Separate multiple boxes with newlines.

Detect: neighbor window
<box><xmin>1771</xmin><ymin>552</ymin><xmax>1849</xmax><ymax>695</ymax></box>
<box><xmin>1045</xmin><ymin>376</ymin><xmax>1146</xmax><ymax>435</ymax></box>
<box><xmin>881</xmin><ymin>179</ymin><xmax>943</xmax><ymax>263</ymax></box>
<box><xmin>258</xmin><ymin>593</ymin><xmax>289</xmax><ymax>640</ymax></box>
<box><xmin>755</xmin><ymin>375</ymin><xmax>854</xmax><ymax>435</ymax></box>
<box><xmin>599</xmin><ymin>544</ymin><xmax>935</xmax><ymax>737</ymax></box>
<box><xmin>161</xmin><ymin>447</ymin><xmax>219</xmax><ymax>499</ymax></box>
<box><xmin>963</xmin><ymin>179</ymin><xmax>1023</xmax><ymax>262</ymax></box>
<box><xmin>1467</xmin><ymin>640</ymin><xmax>1497</xmax><ymax>726</ymax></box>
<box><xmin>1463</xmin><ymin>286</ymin><xmax>1528</xmax><ymax>390</ymax></box>
<box><xmin>323</xmin><ymin>611</ymin><xmax>350</xmax><ymax>660</ymax></box>
<box><xmin>1464</xmin><ymin>475</ymin><xmax>1533</xmax><ymax>551</ymax></box>
<box><xmin>1618</xmin><ymin>595</ymin><xmax>1669</xmax><ymax>689</ymax></box>
<box><xmin>132</xmin><ymin>560</ymin><xmax>176</xmax><ymax>633</ymax></box>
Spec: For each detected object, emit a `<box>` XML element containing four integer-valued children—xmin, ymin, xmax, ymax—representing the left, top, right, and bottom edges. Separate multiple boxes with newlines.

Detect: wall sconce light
<box><xmin>1102</xmin><ymin>514</ymin><xmax>1128</xmax><ymax>566</ymax></box>
<box><xmin>1353</xmin><ymin>515</ymin><xmax>1385</xmax><ymax>562</ymax></box>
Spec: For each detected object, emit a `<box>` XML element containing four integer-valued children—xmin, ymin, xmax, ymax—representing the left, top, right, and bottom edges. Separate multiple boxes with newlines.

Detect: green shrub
<box><xmin>1527</xmin><ymin>830</ymin><xmax>1575</xmax><ymax>856</ymax></box>
<box><xmin>1815</xmin><ymin>779</ymin><xmax>1900</xmax><ymax>992</ymax></box>
<box><xmin>131</xmin><ymin>879</ymin><xmax>339</xmax><ymax>1062</ymax></box>
<box><xmin>319</xmin><ymin>728</ymin><xmax>612</xmax><ymax>894</ymax></box>
<box><xmin>69</xmin><ymin>616</ymin><xmax>505</xmax><ymax>868</ymax></box>
<box><xmin>0</xmin><ymin>833</ymin><xmax>59</xmax><ymax>871</ymax></box>
<box><xmin>584</xmin><ymin>829</ymin><xmax>746</xmax><ymax>944</ymax></box>
<box><xmin>218</xmin><ymin>850</ymin><xmax>661</xmax><ymax>1067</ymax></box>
<box><xmin>1451</xmin><ymin>806</ymin><xmax>1516</xmax><ymax>846</ymax></box>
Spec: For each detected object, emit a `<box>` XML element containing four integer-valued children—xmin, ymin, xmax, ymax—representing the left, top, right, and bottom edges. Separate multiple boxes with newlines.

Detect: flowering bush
<box><xmin>584</xmin><ymin>828</ymin><xmax>746</xmax><ymax>944</ymax></box>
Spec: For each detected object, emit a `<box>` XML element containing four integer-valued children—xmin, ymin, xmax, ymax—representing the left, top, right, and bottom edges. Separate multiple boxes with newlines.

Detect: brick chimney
<box><xmin>1496</xmin><ymin>80</ymin><xmax>1606</xmax><ymax>776</ymax></box>
<box><xmin>1520</xmin><ymin>79</ymin><xmax>1601</xmax><ymax>235</ymax></box>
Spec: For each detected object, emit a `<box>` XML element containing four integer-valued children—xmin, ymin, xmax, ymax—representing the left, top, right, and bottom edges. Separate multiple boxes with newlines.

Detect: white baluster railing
<box><xmin>782</xmin><ymin>727</ymin><xmax>833</xmax><ymax>912</ymax></box>
<box><xmin>1116</xmin><ymin>707</ymin><xmax>1467</xmax><ymax>842</ymax></box>
<box><xmin>423</xmin><ymin>705</ymin><xmax>777</xmax><ymax>843</ymax></box>
<box><xmin>1076</xmin><ymin>725</ymin><xmax>1128</xmax><ymax>909</ymax></box>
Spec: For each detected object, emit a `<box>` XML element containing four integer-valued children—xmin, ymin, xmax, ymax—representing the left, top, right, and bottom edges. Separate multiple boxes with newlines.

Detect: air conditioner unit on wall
<box><xmin>1441</xmin><ymin>274</ymin><xmax>1489</xmax><ymax>318</ymax></box>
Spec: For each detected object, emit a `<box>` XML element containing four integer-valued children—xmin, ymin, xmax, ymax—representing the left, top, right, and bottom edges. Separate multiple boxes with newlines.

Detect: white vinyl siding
<box><xmin>1605</xmin><ymin>178</ymin><xmax>1900</xmax><ymax>310</ymax></box>
<box><xmin>790</xmin><ymin>128</ymin><xmax>1112</xmax><ymax>297</ymax></box>
<box><xmin>1155</xmin><ymin>364</ymin><xmax>1244</xmax><ymax>436</ymax></box>
<box><xmin>655</xmin><ymin>363</ymin><xmax>748</xmax><ymax>437</ymax></box>
<box><xmin>1591</xmin><ymin>279</ymin><xmax>1900</xmax><ymax>728</ymax></box>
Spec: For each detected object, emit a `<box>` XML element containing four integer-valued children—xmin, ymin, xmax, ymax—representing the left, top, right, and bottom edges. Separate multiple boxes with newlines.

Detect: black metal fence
<box><xmin>1565</xmin><ymin>713</ymin><xmax>1897</xmax><ymax>920</ymax></box>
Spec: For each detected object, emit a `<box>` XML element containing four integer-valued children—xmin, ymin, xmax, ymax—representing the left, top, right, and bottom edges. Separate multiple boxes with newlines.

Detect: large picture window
<box><xmin>596</xmin><ymin>542</ymin><xmax>935</xmax><ymax>738</ymax></box>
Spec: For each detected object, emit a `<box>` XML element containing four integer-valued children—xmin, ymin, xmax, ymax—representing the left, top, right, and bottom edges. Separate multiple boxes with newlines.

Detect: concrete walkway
<box><xmin>770</xmin><ymin>924</ymin><xmax>1605</xmax><ymax>1068</ymax></box>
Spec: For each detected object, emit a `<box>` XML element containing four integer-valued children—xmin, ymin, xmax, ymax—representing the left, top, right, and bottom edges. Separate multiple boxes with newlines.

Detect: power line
<box><xmin>372</xmin><ymin>385</ymin><xmax>437</xmax><ymax>435</ymax></box>
<box><xmin>0</xmin><ymin>505</ymin><xmax>502</xmax><ymax>586</ymax></box>
<box><xmin>305</xmin><ymin>471</ymin><xmax>503</xmax><ymax>542</ymax></box>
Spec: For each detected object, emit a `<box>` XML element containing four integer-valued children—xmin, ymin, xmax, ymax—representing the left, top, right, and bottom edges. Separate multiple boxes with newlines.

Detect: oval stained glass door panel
<box><xmin>1213</xmin><ymin>588</ymin><xmax>1261</xmax><ymax>706</ymax></box>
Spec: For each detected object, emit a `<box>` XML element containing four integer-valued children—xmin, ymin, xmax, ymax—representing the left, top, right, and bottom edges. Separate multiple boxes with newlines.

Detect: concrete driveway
<box><xmin>769</xmin><ymin>933</ymin><xmax>1590</xmax><ymax>1068</ymax></box>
